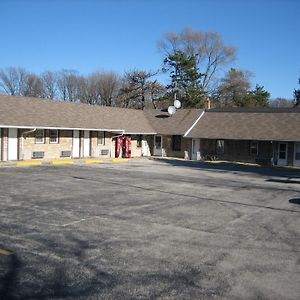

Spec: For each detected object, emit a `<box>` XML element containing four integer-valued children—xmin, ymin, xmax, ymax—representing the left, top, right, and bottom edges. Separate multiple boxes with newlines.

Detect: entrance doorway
<box><xmin>277</xmin><ymin>142</ymin><xmax>288</xmax><ymax>166</ymax></box>
<box><xmin>72</xmin><ymin>130</ymin><xmax>80</xmax><ymax>158</ymax></box>
<box><xmin>153</xmin><ymin>135</ymin><xmax>162</xmax><ymax>156</ymax></box>
<box><xmin>8</xmin><ymin>128</ymin><xmax>18</xmax><ymax>160</ymax></box>
<box><xmin>83</xmin><ymin>130</ymin><xmax>90</xmax><ymax>157</ymax></box>
<box><xmin>192</xmin><ymin>139</ymin><xmax>200</xmax><ymax>160</ymax></box>
<box><xmin>294</xmin><ymin>142</ymin><xmax>300</xmax><ymax>167</ymax></box>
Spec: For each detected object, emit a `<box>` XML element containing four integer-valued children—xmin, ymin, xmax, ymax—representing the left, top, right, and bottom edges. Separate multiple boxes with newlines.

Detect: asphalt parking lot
<box><xmin>0</xmin><ymin>159</ymin><xmax>300</xmax><ymax>300</ymax></box>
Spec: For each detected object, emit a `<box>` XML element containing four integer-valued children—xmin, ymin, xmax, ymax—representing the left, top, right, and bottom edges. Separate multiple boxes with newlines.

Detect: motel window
<box><xmin>49</xmin><ymin>129</ymin><xmax>59</xmax><ymax>144</ymax></box>
<box><xmin>35</xmin><ymin>129</ymin><xmax>45</xmax><ymax>144</ymax></box>
<box><xmin>216</xmin><ymin>140</ymin><xmax>225</xmax><ymax>154</ymax></box>
<box><xmin>137</xmin><ymin>135</ymin><xmax>143</xmax><ymax>148</ymax></box>
<box><xmin>98</xmin><ymin>131</ymin><xmax>105</xmax><ymax>145</ymax></box>
<box><xmin>250</xmin><ymin>141</ymin><xmax>258</xmax><ymax>155</ymax></box>
<box><xmin>172</xmin><ymin>135</ymin><xmax>181</xmax><ymax>151</ymax></box>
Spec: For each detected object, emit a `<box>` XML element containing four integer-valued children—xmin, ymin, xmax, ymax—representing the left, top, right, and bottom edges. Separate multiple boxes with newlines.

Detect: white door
<box><xmin>278</xmin><ymin>142</ymin><xmax>288</xmax><ymax>166</ymax></box>
<box><xmin>72</xmin><ymin>130</ymin><xmax>80</xmax><ymax>158</ymax></box>
<box><xmin>8</xmin><ymin>128</ymin><xmax>18</xmax><ymax>160</ymax></box>
<box><xmin>141</xmin><ymin>139</ymin><xmax>149</xmax><ymax>157</ymax></box>
<box><xmin>294</xmin><ymin>142</ymin><xmax>300</xmax><ymax>167</ymax></box>
<box><xmin>153</xmin><ymin>135</ymin><xmax>162</xmax><ymax>156</ymax></box>
<box><xmin>192</xmin><ymin>139</ymin><xmax>200</xmax><ymax>160</ymax></box>
<box><xmin>83</xmin><ymin>130</ymin><xmax>90</xmax><ymax>157</ymax></box>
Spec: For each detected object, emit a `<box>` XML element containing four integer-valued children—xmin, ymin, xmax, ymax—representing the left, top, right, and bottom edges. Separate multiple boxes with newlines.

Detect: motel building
<box><xmin>0</xmin><ymin>95</ymin><xmax>300</xmax><ymax>168</ymax></box>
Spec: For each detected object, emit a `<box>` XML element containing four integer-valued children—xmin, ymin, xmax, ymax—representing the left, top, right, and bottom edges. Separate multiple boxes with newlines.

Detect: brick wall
<box><xmin>90</xmin><ymin>131</ymin><xmax>113</xmax><ymax>158</ymax></box>
<box><xmin>128</xmin><ymin>135</ymin><xmax>150</xmax><ymax>157</ymax></box>
<box><xmin>162</xmin><ymin>135</ymin><xmax>191</xmax><ymax>158</ymax></box>
<box><xmin>21</xmin><ymin>129</ymin><xmax>73</xmax><ymax>160</ymax></box>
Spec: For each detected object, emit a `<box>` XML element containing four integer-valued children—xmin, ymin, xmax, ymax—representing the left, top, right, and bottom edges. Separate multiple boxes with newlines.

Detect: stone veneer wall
<box><xmin>21</xmin><ymin>129</ymin><xmax>73</xmax><ymax>160</ymax></box>
<box><xmin>90</xmin><ymin>131</ymin><xmax>114</xmax><ymax>158</ymax></box>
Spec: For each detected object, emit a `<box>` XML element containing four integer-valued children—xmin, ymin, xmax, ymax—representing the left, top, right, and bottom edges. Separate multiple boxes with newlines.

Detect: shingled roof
<box><xmin>143</xmin><ymin>108</ymin><xmax>203</xmax><ymax>135</ymax></box>
<box><xmin>0</xmin><ymin>95</ymin><xmax>156</xmax><ymax>134</ymax></box>
<box><xmin>1</xmin><ymin>96</ymin><xmax>299</xmax><ymax>141</ymax></box>
<box><xmin>185</xmin><ymin>108</ymin><xmax>300</xmax><ymax>141</ymax></box>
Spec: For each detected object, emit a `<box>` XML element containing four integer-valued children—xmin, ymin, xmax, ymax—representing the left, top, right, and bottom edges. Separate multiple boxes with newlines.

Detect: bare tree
<box><xmin>117</xmin><ymin>70</ymin><xmax>161</xmax><ymax>109</ymax></box>
<box><xmin>270</xmin><ymin>97</ymin><xmax>294</xmax><ymax>108</ymax></box>
<box><xmin>22</xmin><ymin>73</ymin><xmax>44</xmax><ymax>97</ymax></box>
<box><xmin>96</xmin><ymin>72</ymin><xmax>120</xmax><ymax>106</ymax></box>
<box><xmin>57</xmin><ymin>69</ymin><xmax>80</xmax><ymax>102</ymax></box>
<box><xmin>147</xmin><ymin>80</ymin><xmax>166</xmax><ymax>108</ymax></box>
<box><xmin>77</xmin><ymin>72</ymin><xmax>120</xmax><ymax>106</ymax></box>
<box><xmin>0</xmin><ymin>67</ymin><xmax>29</xmax><ymax>95</ymax></box>
<box><xmin>158</xmin><ymin>28</ymin><xmax>236</xmax><ymax>92</ymax></box>
<box><xmin>41</xmin><ymin>71</ymin><xmax>58</xmax><ymax>99</ymax></box>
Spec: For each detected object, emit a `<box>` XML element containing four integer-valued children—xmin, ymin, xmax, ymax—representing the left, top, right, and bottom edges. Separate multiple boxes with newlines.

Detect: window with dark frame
<box><xmin>49</xmin><ymin>129</ymin><xmax>59</xmax><ymax>144</ymax></box>
<box><xmin>137</xmin><ymin>135</ymin><xmax>142</xmax><ymax>148</ymax></box>
<box><xmin>250</xmin><ymin>141</ymin><xmax>258</xmax><ymax>155</ymax></box>
<box><xmin>98</xmin><ymin>131</ymin><xmax>105</xmax><ymax>145</ymax></box>
<box><xmin>35</xmin><ymin>129</ymin><xmax>44</xmax><ymax>144</ymax></box>
<box><xmin>172</xmin><ymin>135</ymin><xmax>181</xmax><ymax>151</ymax></box>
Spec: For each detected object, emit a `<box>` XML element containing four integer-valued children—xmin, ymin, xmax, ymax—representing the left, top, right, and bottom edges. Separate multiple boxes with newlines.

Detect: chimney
<box><xmin>204</xmin><ymin>97</ymin><xmax>211</xmax><ymax>110</ymax></box>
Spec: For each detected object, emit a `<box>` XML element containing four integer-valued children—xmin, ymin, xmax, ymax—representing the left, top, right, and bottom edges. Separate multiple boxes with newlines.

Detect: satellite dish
<box><xmin>174</xmin><ymin>99</ymin><xmax>181</xmax><ymax>109</ymax></box>
<box><xmin>168</xmin><ymin>105</ymin><xmax>176</xmax><ymax>115</ymax></box>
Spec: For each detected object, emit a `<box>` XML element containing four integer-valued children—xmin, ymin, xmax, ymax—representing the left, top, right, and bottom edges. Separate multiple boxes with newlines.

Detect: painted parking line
<box><xmin>111</xmin><ymin>158</ymin><xmax>129</xmax><ymax>163</ymax></box>
<box><xmin>16</xmin><ymin>161</ymin><xmax>42</xmax><ymax>167</ymax></box>
<box><xmin>49</xmin><ymin>160</ymin><xmax>74</xmax><ymax>165</ymax></box>
<box><xmin>84</xmin><ymin>159</ymin><xmax>104</xmax><ymax>164</ymax></box>
<box><xmin>0</xmin><ymin>248</ymin><xmax>13</xmax><ymax>256</ymax></box>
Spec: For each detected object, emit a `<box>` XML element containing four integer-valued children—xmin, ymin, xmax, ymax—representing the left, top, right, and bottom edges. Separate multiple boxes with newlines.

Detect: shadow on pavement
<box><xmin>0</xmin><ymin>253</ymin><xmax>21</xmax><ymax>300</ymax></box>
<box><xmin>154</xmin><ymin>158</ymin><xmax>300</xmax><ymax>179</ymax></box>
<box><xmin>0</xmin><ymin>237</ymin><xmax>116</xmax><ymax>300</ymax></box>
<box><xmin>289</xmin><ymin>198</ymin><xmax>300</xmax><ymax>205</ymax></box>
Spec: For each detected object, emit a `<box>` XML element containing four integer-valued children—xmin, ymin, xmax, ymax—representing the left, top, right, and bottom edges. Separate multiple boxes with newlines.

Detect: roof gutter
<box><xmin>124</xmin><ymin>132</ymin><xmax>157</xmax><ymax>135</ymax></box>
<box><xmin>183</xmin><ymin>111</ymin><xmax>205</xmax><ymax>138</ymax></box>
<box><xmin>0</xmin><ymin>125</ymin><xmax>124</xmax><ymax>133</ymax></box>
<box><xmin>20</xmin><ymin>128</ymin><xmax>37</xmax><ymax>160</ymax></box>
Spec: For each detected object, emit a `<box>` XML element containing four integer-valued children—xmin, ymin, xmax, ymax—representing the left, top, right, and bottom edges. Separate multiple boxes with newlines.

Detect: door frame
<box><xmin>294</xmin><ymin>142</ymin><xmax>300</xmax><ymax>167</ymax></box>
<box><xmin>72</xmin><ymin>130</ymin><xmax>80</xmax><ymax>158</ymax></box>
<box><xmin>153</xmin><ymin>135</ymin><xmax>162</xmax><ymax>156</ymax></box>
<box><xmin>191</xmin><ymin>138</ymin><xmax>200</xmax><ymax>160</ymax></box>
<box><xmin>277</xmin><ymin>142</ymin><xmax>288</xmax><ymax>166</ymax></box>
<box><xmin>8</xmin><ymin>128</ymin><xmax>18</xmax><ymax>161</ymax></box>
<box><xmin>83</xmin><ymin>130</ymin><xmax>90</xmax><ymax>157</ymax></box>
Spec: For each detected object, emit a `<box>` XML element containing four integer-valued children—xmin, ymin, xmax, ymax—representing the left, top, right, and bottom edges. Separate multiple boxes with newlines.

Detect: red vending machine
<box><xmin>124</xmin><ymin>136</ymin><xmax>132</xmax><ymax>158</ymax></box>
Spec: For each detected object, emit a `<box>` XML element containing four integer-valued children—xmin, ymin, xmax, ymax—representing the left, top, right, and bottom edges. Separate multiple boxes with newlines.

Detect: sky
<box><xmin>0</xmin><ymin>0</ymin><xmax>299</xmax><ymax>99</ymax></box>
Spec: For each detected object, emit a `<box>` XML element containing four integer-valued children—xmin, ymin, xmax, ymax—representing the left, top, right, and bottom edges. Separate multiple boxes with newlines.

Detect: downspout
<box><xmin>21</xmin><ymin>128</ymin><xmax>37</xmax><ymax>160</ymax></box>
<box><xmin>110</xmin><ymin>133</ymin><xmax>124</xmax><ymax>158</ymax></box>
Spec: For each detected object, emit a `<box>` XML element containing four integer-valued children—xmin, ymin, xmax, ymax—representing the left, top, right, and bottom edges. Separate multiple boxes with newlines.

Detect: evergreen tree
<box><xmin>246</xmin><ymin>85</ymin><xmax>270</xmax><ymax>107</ymax></box>
<box><xmin>163</xmin><ymin>51</ymin><xmax>205</xmax><ymax>107</ymax></box>
<box><xmin>294</xmin><ymin>78</ymin><xmax>300</xmax><ymax>107</ymax></box>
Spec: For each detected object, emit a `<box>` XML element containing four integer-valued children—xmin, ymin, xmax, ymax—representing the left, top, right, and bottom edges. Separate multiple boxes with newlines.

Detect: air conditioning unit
<box><xmin>61</xmin><ymin>151</ymin><xmax>72</xmax><ymax>157</ymax></box>
<box><xmin>100</xmin><ymin>149</ymin><xmax>109</xmax><ymax>156</ymax></box>
<box><xmin>32</xmin><ymin>151</ymin><xmax>44</xmax><ymax>159</ymax></box>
